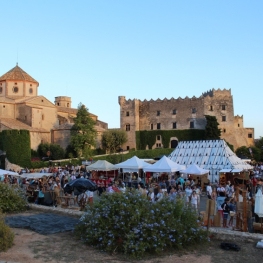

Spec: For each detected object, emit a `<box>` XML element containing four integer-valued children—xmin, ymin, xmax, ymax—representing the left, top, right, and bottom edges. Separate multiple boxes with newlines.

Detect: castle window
<box><xmin>192</xmin><ymin>108</ymin><xmax>196</xmax><ymax>113</ymax></box>
<box><xmin>67</xmin><ymin>103</ymin><xmax>69</xmax><ymax>107</ymax></box>
<box><xmin>42</xmin><ymin>114</ymin><xmax>44</xmax><ymax>121</ymax></box>
<box><xmin>190</xmin><ymin>121</ymin><xmax>194</xmax><ymax>128</ymax></box>
<box><xmin>126</xmin><ymin>146</ymin><xmax>130</xmax><ymax>150</ymax></box>
<box><xmin>29</xmin><ymin>88</ymin><xmax>33</xmax><ymax>94</ymax></box>
<box><xmin>126</xmin><ymin>111</ymin><xmax>129</xmax><ymax>116</ymax></box>
<box><xmin>172</xmin><ymin>109</ymin><xmax>177</xmax><ymax>115</ymax></box>
<box><xmin>13</xmin><ymin>86</ymin><xmax>18</xmax><ymax>93</ymax></box>
<box><xmin>222</xmin><ymin>105</ymin><xmax>226</xmax><ymax>110</ymax></box>
<box><xmin>150</xmin><ymin>123</ymin><xmax>153</xmax><ymax>130</ymax></box>
<box><xmin>210</xmin><ymin>105</ymin><xmax>213</xmax><ymax>111</ymax></box>
<box><xmin>156</xmin><ymin>143</ymin><xmax>162</xmax><ymax>148</ymax></box>
<box><xmin>126</xmin><ymin>124</ymin><xmax>130</xmax><ymax>131</ymax></box>
<box><xmin>57</xmin><ymin>103</ymin><xmax>60</xmax><ymax>106</ymax></box>
<box><xmin>3</xmin><ymin>105</ymin><xmax>5</xmax><ymax>108</ymax></box>
<box><xmin>248</xmin><ymin>133</ymin><xmax>253</xmax><ymax>138</ymax></box>
<box><xmin>223</xmin><ymin>129</ymin><xmax>226</xmax><ymax>133</ymax></box>
<box><xmin>238</xmin><ymin>124</ymin><xmax>240</xmax><ymax>127</ymax></box>
<box><xmin>157</xmin><ymin>110</ymin><xmax>161</xmax><ymax>116</ymax></box>
<box><xmin>14</xmin><ymin>82</ymin><xmax>17</xmax><ymax>85</ymax></box>
<box><xmin>157</xmin><ymin>123</ymin><xmax>161</xmax><ymax>130</ymax></box>
<box><xmin>172</xmin><ymin>122</ymin><xmax>177</xmax><ymax>129</ymax></box>
<box><xmin>30</xmin><ymin>84</ymin><xmax>32</xmax><ymax>86</ymax></box>
<box><xmin>222</xmin><ymin>116</ymin><xmax>226</xmax><ymax>122</ymax></box>
<box><xmin>0</xmin><ymin>87</ymin><xmax>2</xmax><ymax>93</ymax></box>
<box><xmin>157</xmin><ymin>135</ymin><xmax>161</xmax><ymax>140</ymax></box>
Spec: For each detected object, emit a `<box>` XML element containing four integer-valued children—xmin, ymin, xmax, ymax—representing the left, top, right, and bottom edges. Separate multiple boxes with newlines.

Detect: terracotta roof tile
<box><xmin>0</xmin><ymin>118</ymin><xmax>49</xmax><ymax>132</ymax></box>
<box><xmin>0</xmin><ymin>64</ymin><xmax>39</xmax><ymax>84</ymax></box>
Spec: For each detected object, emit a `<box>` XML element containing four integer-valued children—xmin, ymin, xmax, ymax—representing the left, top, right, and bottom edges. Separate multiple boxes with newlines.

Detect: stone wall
<box><xmin>119</xmin><ymin>89</ymin><xmax>254</xmax><ymax>150</ymax></box>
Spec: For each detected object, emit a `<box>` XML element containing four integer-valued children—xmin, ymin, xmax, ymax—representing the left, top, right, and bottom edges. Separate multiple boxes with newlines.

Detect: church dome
<box><xmin>0</xmin><ymin>64</ymin><xmax>39</xmax><ymax>85</ymax></box>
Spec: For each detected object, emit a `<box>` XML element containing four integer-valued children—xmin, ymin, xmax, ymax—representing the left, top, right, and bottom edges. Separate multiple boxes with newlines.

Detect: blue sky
<box><xmin>1</xmin><ymin>1</ymin><xmax>262</xmax><ymax>138</ymax></box>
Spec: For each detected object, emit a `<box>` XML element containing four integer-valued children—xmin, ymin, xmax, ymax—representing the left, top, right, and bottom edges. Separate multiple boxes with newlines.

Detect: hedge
<box><xmin>136</xmin><ymin>129</ymin><xmax>205</xmax><ymax>150</ymax></box>
<box><xmin>0</xmin><ymin>130</ymin><xmax>31</xmax><ymax>168</ymax></box>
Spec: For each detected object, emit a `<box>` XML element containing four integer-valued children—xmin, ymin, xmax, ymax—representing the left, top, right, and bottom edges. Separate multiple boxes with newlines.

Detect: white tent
<box><xmin>144</xmin><ymin>156</ymin><xmax>185</xmax><ymax>173</ymax></box>
<box><xmin>115</xmin><ymin>156</ymin><xmax>152</xmax><ymax>171</ymax></box>
<box><xmin>86</xmin><ymin>160</ymin><xmax>118</xmax><ymax>171</ymax></box>
<box><xmin>16</xmin><ymin>173</ymin><xmax>53</xmax><ymax>179</ymax></box>
<box><xmin>181</xmin><ymin>164</ymin><xmax>209</xmax><ymax>176</ymax></box>
<box><xmin>0</xmin><ymin>169</ymin><xmax>18</xmax><ymax>176</ymax></box>
<box><xmin>169</xmin><ymin>139</ymin><xmax>253</xmax><ymax>182</ymax></box>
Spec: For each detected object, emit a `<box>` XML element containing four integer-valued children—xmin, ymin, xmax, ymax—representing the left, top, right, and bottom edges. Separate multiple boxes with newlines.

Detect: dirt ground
<box><xmin>1</xmin><ymin>211</ymin><xmax>263</xmax><ymax>263</ymax></box>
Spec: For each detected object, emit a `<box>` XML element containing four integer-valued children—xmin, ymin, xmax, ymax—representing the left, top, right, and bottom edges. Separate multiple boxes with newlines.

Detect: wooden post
<box><xmin>242</xmin><ymin>190</ymin><xmax>247</xmax><ymax>232</ymax></box>
<box><xmin>207</xmin><ymin>199</ymin><xmax>212</xmax><ymax>230</ymax></box>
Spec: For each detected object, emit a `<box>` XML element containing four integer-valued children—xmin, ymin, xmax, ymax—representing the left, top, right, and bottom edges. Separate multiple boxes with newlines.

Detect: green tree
<box><xmin>70</xmin><ymin>103</ymin><xmax>97</xmax><ymax>158</ymax></box>
<box><xmin>255</xmin><ymin>136</ymin><xmax>263</xmax><ymax>149</ymax></box>
<box><xmin>37</xmin><ymin>143</ymin><xmax>65</xmax><ymax>160</ymax></box>
<box><xmin>235</xmin><ymin>146</ymin><xmax>262</xmax><ymax>162</ymax></box>
<box><xmin>102</xmin><ymin>129</ymin><xmax>128</xmax><ymax>153</ymax></box>
<box><xmin>204</xmin><ymin>115</ymin><xmax>221</xmax><ymax>140</ymax></box>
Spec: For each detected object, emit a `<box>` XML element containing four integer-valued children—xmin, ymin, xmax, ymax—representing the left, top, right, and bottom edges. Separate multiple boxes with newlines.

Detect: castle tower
<box><xmin>54</xmin><ymin>96</ymin><xmax>72</xmax><ymax>108</ymax></box>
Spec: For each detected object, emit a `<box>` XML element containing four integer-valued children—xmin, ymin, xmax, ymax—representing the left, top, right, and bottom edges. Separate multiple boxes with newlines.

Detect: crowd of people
<box><xmin>1</xmin><ymin>162</ymin><xmax>263</xmax><ymax>229</ymax></box>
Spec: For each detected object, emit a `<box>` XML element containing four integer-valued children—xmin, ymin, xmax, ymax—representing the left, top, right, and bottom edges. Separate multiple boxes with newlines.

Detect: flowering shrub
<box><xmin>0</xmin><ymin>184</ymin><xmax>27</xmax><ymax>213</ymax></box>
<box><xmin>75</xmin><ymin>191</ymin><xmax>208</xmax><ymax>257</ymax></box>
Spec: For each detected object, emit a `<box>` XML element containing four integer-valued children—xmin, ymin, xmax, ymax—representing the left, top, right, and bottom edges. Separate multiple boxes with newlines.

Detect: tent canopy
<box><xmin>86</xmin><ymin>160</ymin><xmax>118</xmax><ymax>171</ymax></box>
<box><xmin>181</xmin><ymin>164</ymin><xmax>209</xmax><ymax>175</ymax></box>
<box><xmin>115</xmin><ymin>156</ymin><xmax>152</xmax><ymax>170</ymax></box>
<box><xmin>0</xmin><ymin>169</ymin><xmax>18</xmax><ymax>176</ymax></box>
<box><xmin>144</xmin><ymin>156</ymin><xmax>185</xmax><ymax>173</ymax></box>
<box><xmin>16</xmin><ymin>173</ymin><xmax>53</xmax><ymax>179</ymax></box>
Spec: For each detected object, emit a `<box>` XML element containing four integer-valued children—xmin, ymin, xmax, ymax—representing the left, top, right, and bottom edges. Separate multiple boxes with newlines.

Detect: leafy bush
<box><xmin>75</xmin><ymin>191</ymin><xmax>208</xmax><ymax>257</ymax></box>
<box><xmin>0</xmin><ymin>184</ymin><xmax>27</xmax><ymax>213</ymax></box>
<box><xmin>37</xmin><ymin>143</ymin><xmax>65</xmax><ymax>160</ymax></box>
<box><xmin>0</xmin><ymin>213</ymin><xmax>14</xmax><ymax>252</ymax></box>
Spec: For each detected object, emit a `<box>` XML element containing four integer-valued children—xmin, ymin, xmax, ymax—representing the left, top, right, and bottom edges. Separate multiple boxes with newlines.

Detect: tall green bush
<box><xmin>1</xmin><ymin>130</ymin><xmax>31</xmax><ymax>167</ymax></box>
<box><xmin>0</xmin><ymin>184</ymin><xmax>27</xmax><ymax>213</ymax></box>
<box><xmin>75</xmin><ymin>191</ymin><xmax>207</xmax><ymax>257</ymax></box>
<box><xmin>0</xmin><ymin>213</ymin><xmax>14</xmax><ymax>252</ymax></box>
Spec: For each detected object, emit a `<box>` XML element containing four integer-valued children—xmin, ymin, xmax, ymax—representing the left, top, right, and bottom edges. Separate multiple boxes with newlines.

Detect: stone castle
<box><xmin>119</xmin><ymin>89</ymin><xmax>254</xmax><ymax>151</ymax></box>
<box><xmin>0</xmin><ymin>64</ymin><xmax>108</xmax><ymax>150</ymax></box>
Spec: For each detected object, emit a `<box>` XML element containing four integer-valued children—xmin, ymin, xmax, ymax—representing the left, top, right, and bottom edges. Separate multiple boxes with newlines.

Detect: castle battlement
<box><xmin>119</xmin><ymin>94</ymin><xmax>205</xmax><ymax>104</ymax></box>
<box><xmin>202</xmin><ymin>88</ymin><xmax>232</xmax><ymax>98</ymax></box>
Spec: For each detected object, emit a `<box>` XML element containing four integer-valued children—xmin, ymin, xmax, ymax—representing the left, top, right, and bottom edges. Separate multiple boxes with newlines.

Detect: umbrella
<box><xmin>255</xmin><ymin>188</ymin><xmax>263</xmax><ymax>217</ymax></box>
<box><xmin>66</xmin><ymin>178</ymin><xmax>97</xmax><ymax>194</ymax></box>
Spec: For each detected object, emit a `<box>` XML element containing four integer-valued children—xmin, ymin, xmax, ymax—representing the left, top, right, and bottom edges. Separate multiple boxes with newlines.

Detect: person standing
<box><xmin>191</xmin><ymin>191</ymin><xmax>198</xmax><ymax>212</ymax></box>
<box><xmin>221</xmin><ymin>197</ymin><xmax>230</xmax><ymax>228</ymax></box>
<box><xmin>185</xmin><ymin>186</ymin><xmax>192</xmax><ymax>204</ymax></box>
<box><xmin>206</xmin><ymin>182</ymin><xmax>212</xmax><ymax>199</ymax></box>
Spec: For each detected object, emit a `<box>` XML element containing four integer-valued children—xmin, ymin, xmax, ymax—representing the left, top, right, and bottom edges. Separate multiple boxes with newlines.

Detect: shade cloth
<box><xmin>181</xmin><ymin>163</ymin><xmax>209</xmax><ymax>175</ymax></box>
<box><xmin>144</xmin><ymin>156</ymin><xmax>185</xmax><ymax>173</ymax></box>
<box><xmin>86</xmin><ymin>160</ymin><xmax>118</xmax><ymax>171</ymax></box>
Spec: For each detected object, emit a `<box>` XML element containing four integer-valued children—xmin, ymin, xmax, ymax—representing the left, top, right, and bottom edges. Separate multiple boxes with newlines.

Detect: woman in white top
<box><xmin>191</xmin><ymin>191</ymin><xmax>198</xmax><ymax>211</ymax></box>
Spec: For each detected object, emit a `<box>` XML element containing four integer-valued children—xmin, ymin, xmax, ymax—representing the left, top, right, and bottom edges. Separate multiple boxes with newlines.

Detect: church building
<box><xmin>0</xmin><ymin>64</ymin><xmax>108</xmax><ymax>150</ymax></box>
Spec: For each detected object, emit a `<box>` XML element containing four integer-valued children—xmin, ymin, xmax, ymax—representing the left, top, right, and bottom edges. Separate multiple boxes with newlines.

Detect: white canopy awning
<box><xmin>86</xmin><ymin>160</ymin><xmax>118</xmax><ymax>171</ymax></box>
<box><xmin>17</xmin><ymin>173</ymin><xmax>53</xmax><ymax>179</ymax></box>
<box><xmin>0</xmin><ymin>169</ymin><xmax>18</xmax><ymax>176</ymax></box>
<box><xmin>219</xmin><ymin>169</ymin><xmax>232</xmax><ymax>173</ymax></box>
<box><xmin>115</xmin><ymin>156</ymin><xmax>152</xmax><ymax>170</ymax></box>
<box><xmin>181</xmin><ymin>164</ymin><xmax>209</xmax><ymax>175</ymax></box>
<box><xmin>144</xmin><ymin>156</ymin><xmax>185</xmax><ymax>173</ymax></box>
